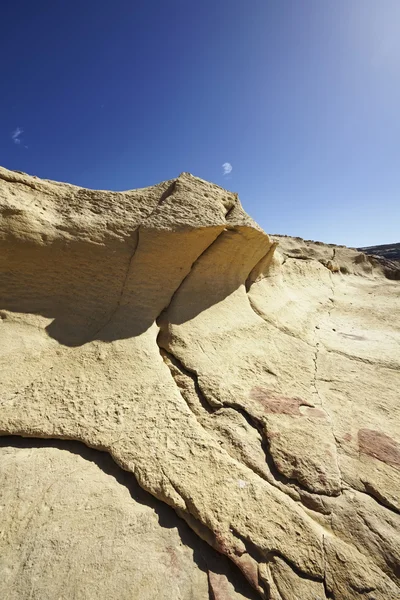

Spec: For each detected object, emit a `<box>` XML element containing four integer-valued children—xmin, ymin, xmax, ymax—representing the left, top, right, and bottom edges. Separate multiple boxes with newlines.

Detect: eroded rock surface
<box><xmin>0</xmin><ymin>438</ymin><xmax>256</xmax><ymax>600</ymax></box>
<box><xmin>1</xmin><ymin>166</ymin><xmax>399</xmax><ymax>599</ymax></box>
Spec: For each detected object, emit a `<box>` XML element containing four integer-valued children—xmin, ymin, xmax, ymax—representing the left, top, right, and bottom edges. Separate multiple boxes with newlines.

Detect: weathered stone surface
<box><xmin>0</xmin><ymin>438</ymin><xmax>256</xmax><ymax>600</ymax></box>
<box><xmin>0</xmin><ymin>166</ymin><xmax>399</xmax><ymax>598</ymax></box>
<box><xmin>358</xmin><ymin>242</ymin><xmax>400</xmax><ymax>280</ymax></box>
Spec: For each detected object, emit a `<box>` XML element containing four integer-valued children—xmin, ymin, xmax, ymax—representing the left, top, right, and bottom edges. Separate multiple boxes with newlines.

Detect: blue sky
<box><xmin>1</xmin><ymin>1</ymin><xmax>399</xmax><ymax>246</ymax></box>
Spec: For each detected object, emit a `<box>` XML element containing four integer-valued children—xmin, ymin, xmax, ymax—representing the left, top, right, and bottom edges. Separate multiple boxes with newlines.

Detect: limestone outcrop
<box><xmin>1</xmin><ymin>166</ymin><xmax>399</xmax><ymax>599</ymax></box>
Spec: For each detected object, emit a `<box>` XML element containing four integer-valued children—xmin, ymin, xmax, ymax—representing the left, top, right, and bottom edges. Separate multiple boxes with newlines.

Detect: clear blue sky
<box><xmin>1</xmin><ymin>1</ymin><xmax>399</xmax><ymax>246</ymax></box>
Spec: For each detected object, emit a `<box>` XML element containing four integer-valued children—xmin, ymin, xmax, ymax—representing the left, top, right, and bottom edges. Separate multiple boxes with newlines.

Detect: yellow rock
<box><xmin>1</xmin><ymin>166</ymin><xmax>399</xmax><ymax>599</ymax></box>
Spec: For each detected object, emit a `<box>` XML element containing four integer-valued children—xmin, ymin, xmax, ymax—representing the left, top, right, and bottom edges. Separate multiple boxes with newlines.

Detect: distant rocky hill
<box><xmin>356</xmin><ymin>242</ymin><xmax>400</xmax><ymax>280</ymax></box>
<box><xmin>358</xmin><ymin>242</ymin><xmax>400</xmax><ymax>261</ymax></box>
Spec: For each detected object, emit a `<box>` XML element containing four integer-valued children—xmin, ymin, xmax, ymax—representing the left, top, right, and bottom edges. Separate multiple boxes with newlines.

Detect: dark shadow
<box><xmin>0</xmin><ymin>435</ymin><xmax>259</xmax><ymax>600</ymax></box>
<box><xmin>0</xmin><ymin>235</ymin><xmax>139</xmax><ymax>347</ymax></box>
<box><xmin>0</xmin><ymin>224</ymin><xmax>269</xmax><ymax>347</ymax></box>
<box><xmin>158</xmin><ymin>180</ymin><xmax>176</xmax><ymax>205</ymax></box>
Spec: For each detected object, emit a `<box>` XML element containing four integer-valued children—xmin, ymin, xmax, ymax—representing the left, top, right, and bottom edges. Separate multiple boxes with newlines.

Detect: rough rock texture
<box><xmin>357</xmin><ymin>242</ymin><xmax>400</xmax><ymax>281</ymax></box>
<box><xmin>0</xmin><ymin>438</ymin><xmax>256</xmax><ymax>600</ymax></box>
<box><xmin>1</xmin><ymin>166</ymin><xmax>399</xmax><ymax>599</ymax></box>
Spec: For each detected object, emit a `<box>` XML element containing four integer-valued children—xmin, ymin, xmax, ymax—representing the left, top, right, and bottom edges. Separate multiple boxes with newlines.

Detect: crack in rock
<box><xmin>158</xmin><ymin>342</ymin><xmax>340</xmax><ymax>512</ymax></box>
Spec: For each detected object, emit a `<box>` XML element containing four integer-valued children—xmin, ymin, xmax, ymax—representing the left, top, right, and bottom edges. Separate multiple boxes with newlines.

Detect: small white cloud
<box><xmin>222</xmin><ymin>162</ymin><xmax>232</xmax><ymax>176</ymax></box>
<box><xmin>11</xmin><ymin>127</ymin><xmax>23</xmax><ymax>144</ymax></box>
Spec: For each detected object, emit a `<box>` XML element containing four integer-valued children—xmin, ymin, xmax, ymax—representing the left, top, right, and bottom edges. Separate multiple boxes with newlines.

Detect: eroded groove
<box><xmin>81</xmin><ymin>179</ymin><xmax>179</xmax><ymax>344</ymax></box>
<box><xmin>306</xmin><ymin>261</ymin><xmax>344</xmax><ymax>496</ymax></box>
<box><xmin>156</xmin><ymin>227</ymin><xmax>228</xmax><ymax>325</ymax></box>
<box><xmin>269</xmin><ymin>548</ymin><xmax>325</xmax><ymax>585</ymax></box>
<box><xmin>224</xmin><ymin>527</ymin><xmax>270</xmax><ymax>599</ymax></box>
<box><xmin>245</xmin><ymin>242</ymin><xmax>278</xmax><ymax>292</ymax></box>
<box><xmin>157</xmin><ymin>464</ymin><xmax>269</xmax><ymax>597</ymax></box>
<box><xmin>155</xmin><ymin>346</ymin><xmax>346</xmax><ymax>588</ymax></box>
<box><xmin>347</xmin><ymin>480</ymin><xmax>400</xmax><ymax>516</ymax></box>
<box><xmin>85</xmin><ymin>229</ymin><xmax>140</xmax><ymax>342</ymax></box>
<box><xmin>159</xmin><ymin>345</ymin><xmax>292</xmax><ymax>500</ymax></box>
<box><xmin>135</xmin><ymin>341</ymin><xmax>325</xmax><ymax>598</ymax></box>
<box><xmin>245</xmin><ymin>295</ymin><xmax>314</xmax><ymax>347</ymax></box>
<box><xmin>322</xmin><ymin>535</ymin><xmax>336</xmax><ymax>599</ymax></box>
<box><xmin>160</xmin><ymin>344</ymin><xmax>275</xmax><ymax>484</ymax></box>
<box><xmin>229</xmin><ymin>399</ymin><xmax>340</xmax><ymax>502</ymax></box>
<box><xmin>159</xmin><ymin>345</ymin><xmax>320</xmax><ymax>508</ymax></box>
<box><xmin>230</xmin><ymin>527</ymin><xmax>329</xmax><ymax>599</ymax></box>
<box><xmin>157</xmin><ymin>338</ymin><xmax>339</xmax><ymax>510</ymax></box>
<box><xmin>159</xmin><ymin>347</ymin><xmax>213</xmax><ymax>415</ymax></box>
<box><xmin>322</xmin><ymin>346</ymin><xmax>400</xmax><ymax>371</ymax></box>
<box><xmin>312</xmin><ymin>252</ymin><xmax>335</xmax><ymax>409</ymax></box>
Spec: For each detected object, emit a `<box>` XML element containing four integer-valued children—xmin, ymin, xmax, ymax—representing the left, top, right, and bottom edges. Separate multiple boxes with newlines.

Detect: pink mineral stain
<box><xmin>358</xmin><ymin>429</ymin><xmax>400</xmax><ymax>470</ymax></box>
<box><xmin>165</xmin><ymin>546</ymin><xmax>180</xmax><ymax>577</ymax></box>
<box><xmin>250</xmin><ymin>387</ymin><xmax>324</xmax><ymax>419</ymax></box>
<box><xmin>208</xmin><ymin>572</ymin><xmax>236</xmax><ymax>600</ymax></box>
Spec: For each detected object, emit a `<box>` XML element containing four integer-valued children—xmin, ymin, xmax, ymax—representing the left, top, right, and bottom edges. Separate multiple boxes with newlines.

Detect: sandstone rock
<box><xmin>0</xmin><ymin>166</ymin><xmax>399</xmax><ymax>598</ymax></box>
<box><xmin>0</xmin><ymin>438</ymin><xmax>256</xmax><ymax>600</ymax></box>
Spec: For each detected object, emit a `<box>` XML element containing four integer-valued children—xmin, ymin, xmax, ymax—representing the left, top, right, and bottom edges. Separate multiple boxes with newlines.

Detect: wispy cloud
<box><xmin>11</xmin><ymin>127</ymin><xmax>24</xmax><ymax>144</ymax></box>
<box><xmin>222</xmin><ymin>162</ymin><xmax>232</xmax><ymax>176</ymax></box>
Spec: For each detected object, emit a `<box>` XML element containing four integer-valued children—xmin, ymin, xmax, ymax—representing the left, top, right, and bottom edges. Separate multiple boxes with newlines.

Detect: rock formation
<box><xmin>0</xmin><ymin>166</ymin><xmax>399</xmax><ymax>599</ymax></box>
<box><xmin>358</xmin><ymin>242</ymin><xmax>400</xmax><ymax>262</ymax></box>
<box><xmin>357</xmin><ymin>243</ymin><xmax>400</xmax><ymax>281</ymax></box>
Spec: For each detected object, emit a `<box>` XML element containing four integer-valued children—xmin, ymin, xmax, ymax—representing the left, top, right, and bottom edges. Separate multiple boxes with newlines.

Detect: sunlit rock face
<box><xmin>1</xmin><ymin>165</ymin><xmax>399</xmax><ymax>599</ymax></box>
